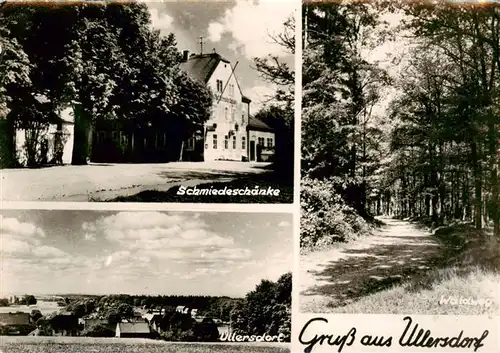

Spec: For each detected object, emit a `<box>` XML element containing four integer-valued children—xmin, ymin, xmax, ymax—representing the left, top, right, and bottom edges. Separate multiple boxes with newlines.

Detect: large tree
<box><xmin>1</xmin><ymin>1</ymin><xmax>212</xmax><ymax>167</ymax></box>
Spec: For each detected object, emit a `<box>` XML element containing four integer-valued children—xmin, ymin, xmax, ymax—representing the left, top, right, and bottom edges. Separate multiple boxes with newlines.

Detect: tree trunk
<box><xmin>179</xmin><ymin>140</ymin><xmax>184</xmax><ymax>162</ymax></box>
<box><xmin>487</xmin><ymin>119</ymin><xmax>499</xmax><ymax>237</ymax></box>
<box><xmin>0</xmin><ymin>114</ymin><xmax>17</xmax><ymax>168</ymax></box>
<box><xmin>471</xmin><ymin>141</ymin><xmax>482</xmax><ymax>229</ymax></box>
<box><xmin>71</xmin><ymin>103</ymin><xmax>93</xmax><ymax>165</ymax></box>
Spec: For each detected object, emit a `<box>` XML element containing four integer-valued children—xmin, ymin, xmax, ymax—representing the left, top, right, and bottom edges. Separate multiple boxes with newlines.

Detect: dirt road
<box><xmin>300</xmin><ymin>217</ymin><xmax>443</xmax><ymax>312</ymax></box>
<box><xmin>0</xmin><ymin>161</ymin><xmax>270</xmax><ymax>201</ymax></box>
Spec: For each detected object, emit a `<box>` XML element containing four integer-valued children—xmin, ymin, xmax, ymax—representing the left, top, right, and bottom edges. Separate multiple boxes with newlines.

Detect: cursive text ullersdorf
<box><xmin>399</xmin><ymin>316</ymin><xmax>489</xmax><ymax>352</ymax></box>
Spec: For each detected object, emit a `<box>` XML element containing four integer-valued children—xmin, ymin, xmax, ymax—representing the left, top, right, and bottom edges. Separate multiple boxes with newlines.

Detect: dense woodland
<box><xmin>301</xmin><ymin>1</ymin><xmax>499</xmax><ymax>248</ymax></box>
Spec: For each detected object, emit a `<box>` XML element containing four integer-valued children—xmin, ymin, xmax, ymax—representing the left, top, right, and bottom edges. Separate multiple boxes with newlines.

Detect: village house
<box><xmin>147</xmin><ymin>314</ymin><xmax>163</xmax><ymax>334</ymax></box>
<box><xmin>1</xmin><ymin>99</ymin><xmax>75</xmax><ymax>167</ymax></box>
<box><xmin>115</xmin><ymin>322</ymin><xmax>152</xmax><ymax>339</ymax></box>
<box><xmin>217</xmin><ymin>322</ymin><xmax>232</xmax><ymax>338</ymax></box>
<box><xmin>180</xmin><ymin>50</ymin><xmax>275</xmax><ymax>162</ymax></box>
<box><xmin>0</xmin><ymin>312</ymin><xmax>32</xmax><ymax>335</ymax></box>
<box><xmin>175</xmin><ymin>305</ymin><xmax>191</xmax><ymax>315</ymax></box>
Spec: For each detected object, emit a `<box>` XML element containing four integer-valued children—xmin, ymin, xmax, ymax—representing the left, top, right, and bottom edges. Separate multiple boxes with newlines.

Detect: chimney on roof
<box><xmin>182</xmin><ymin>50</ymin><xmax>189</xmax><ymax>63</ymax></box>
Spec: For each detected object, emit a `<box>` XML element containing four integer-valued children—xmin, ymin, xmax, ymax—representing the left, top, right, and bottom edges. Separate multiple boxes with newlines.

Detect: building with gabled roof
<box><xmin>115</xmin><ymin>322</ymin><xmax>151</xmax><ymax>338</ymax></box>
<box><xmin>0</xmin><ymin>312</ymin><xmax>31</xmax><ymax>326</ymax></box>
<box><xmin>180</xmin><ymin>50</ymin><xmax>275</xmax><ymax>162</ymax></box>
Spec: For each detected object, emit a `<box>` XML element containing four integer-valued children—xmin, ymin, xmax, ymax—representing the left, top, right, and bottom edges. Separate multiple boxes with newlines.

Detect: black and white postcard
<box><xmin>0</xmin><ymin>0</ymin><xmax>295</xmax><ymax>203</ymax></box>
<box><xmin>0</xmin><ymin>209</ymin><xmax>292</xmax><ymax>352</ymax></box>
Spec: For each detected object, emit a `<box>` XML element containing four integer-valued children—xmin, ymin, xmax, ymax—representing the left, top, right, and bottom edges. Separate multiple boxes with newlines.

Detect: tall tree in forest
<box><xmin>387</xmin><ymin>1</ymin><xmax>500</xmax><ymax>236</ymax></box>
<box><xmin>253</xmin><ymin>15</ymin><xmax>295</xmax><ymax>181</ymax></box>
<box><xmin>302</xmin><ymin>2</ymin><xmax>386</xmax><ymax>217</ymax></box>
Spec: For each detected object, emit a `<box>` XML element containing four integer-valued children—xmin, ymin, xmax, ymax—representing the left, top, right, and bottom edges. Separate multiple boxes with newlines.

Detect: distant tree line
<box><xmin>0</xmin><ymin>295</ymin><xmax>37</xmax><ymax>306</ymax></box>
<box><xmin>65</xmin><ymin>294</ymin><xmax>239</xmax><ymax>323</ymax></box>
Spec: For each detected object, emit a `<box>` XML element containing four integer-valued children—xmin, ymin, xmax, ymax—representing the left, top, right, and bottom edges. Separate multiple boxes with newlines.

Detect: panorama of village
<box><xmin>0</xmin><ymin>294</ymin><xmax>234</xmax><ymax>339</ymax></box>
<box><xmin>0</xmin><ymin>209</ymin><xmax>292</xmax><ymax>353</ymax></box>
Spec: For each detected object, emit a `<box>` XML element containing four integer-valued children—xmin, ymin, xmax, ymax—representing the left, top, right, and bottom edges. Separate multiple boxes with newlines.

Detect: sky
<box><xmin>359</xmin><ymin>8</ymin><xmax>413</xmax><ymax>121</ymax></box>
<box><xmin>145</xmin><ymin>0</ymin><xmax>296</xmax><ymax>113</ymax></box>
<box><xmin>0</xmin><ymin>210</ymin><xmax>292</xmax><ymax>298</ymax></box>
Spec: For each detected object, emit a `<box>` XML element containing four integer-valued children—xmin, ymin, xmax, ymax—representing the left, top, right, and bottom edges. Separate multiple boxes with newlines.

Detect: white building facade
<box><xmin>181</xmin><ymin>51</ymin><xmax>275</xmax><ymax>162</ymax></box>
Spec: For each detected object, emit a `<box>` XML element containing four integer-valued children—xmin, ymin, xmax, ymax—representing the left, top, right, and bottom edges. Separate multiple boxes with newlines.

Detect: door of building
<box><xmin>249</xmin><ymin>140</ymin><xmax>255</xmax><ymax>161</ymax></box>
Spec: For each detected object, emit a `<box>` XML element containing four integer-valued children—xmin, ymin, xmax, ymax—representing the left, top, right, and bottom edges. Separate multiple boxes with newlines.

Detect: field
<box><xmin>0</xmin><ymin>337</ymin><xmax>291</xmax><ymax>353</ymax></box>
<box><xmin>0</xmin><ymin>302</ymin><xmax>60</xmax><ymax>315</ymax></box>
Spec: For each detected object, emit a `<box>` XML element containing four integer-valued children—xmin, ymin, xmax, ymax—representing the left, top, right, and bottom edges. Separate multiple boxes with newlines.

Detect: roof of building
<box><xmin>143</xmin><ymin>313</ymin><xmax>162</xmax><ymax>322</ymax></box>
<box><xmin>0</xmin><ymin>313</ymin><xmax>30</xmax><ymax>326</ymax></box>
<box><xmin>180</xmin><ymin>53</ymin><xmax>230</xmax><ymax>84</ymax></box>
<box><xmin>247</xmin><ymin>116</ymin><xmax>273</xmax><ymax>132</ymax></box>
<box><xmin>84</xmin><ymin>318</ymin><xmax>108</xmax><ymax>325</ymax></box>
<box><xmin>117</xmin><ymin>322</ymin><xmax>150</xmax><ymax>334</ymax></box>
<box><xmin>180</xmin><ymin>52</ymin><xmax>251</xmax><ymax>104</ymax></box>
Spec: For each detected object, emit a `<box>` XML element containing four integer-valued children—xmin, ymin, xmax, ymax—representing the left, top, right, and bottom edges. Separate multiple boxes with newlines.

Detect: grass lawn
<box><xmin>108</xmin><ymin>172</ymin><xmax>293</xmax><ymax>203</ymax></box>
<box><xmin>0</xmin><ymin>337</ymin><xmax>290</xmax><ymax>353</ymax></box>
<box><xmin>330</xmin><ymin>223</ymin><xmax>500</xmax><ymax>315</ymax></box>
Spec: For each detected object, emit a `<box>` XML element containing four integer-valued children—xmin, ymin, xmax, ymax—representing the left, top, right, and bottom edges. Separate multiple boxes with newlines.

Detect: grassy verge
<box><xmin>108</xmin><ymin>172</ymin><xmax>293</xmax><ymax>203</ymax></box>
<box><xmin>331</xmin><ymin>223</ymin><xmax>500</xmax><ymax>314</ymax></box>
<box><xmin>0</xmin><ymin>337</ymin><xmax>290</xmax><ymax>353</ymax></box>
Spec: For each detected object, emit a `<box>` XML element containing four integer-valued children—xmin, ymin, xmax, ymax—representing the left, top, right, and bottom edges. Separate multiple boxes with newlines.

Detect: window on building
<box><xmin>97</xmin><ymin>132</ymin><xmax>106</xmax><ymax>144</ymax></box>
<box><xmin>242</xmin><ymin>136</ymin><xmax>246</xmax><ymax>150</ymax></box>
<box><xmin>232</xmin><ymin>135</ymin><xmax>236</xmax><ymax>149</ymax></box>
<box><xmin>224</xmin><ymin>107</ymin><xmax>228</xmax><ymax>120</ymax></box>
<box><xmin>267</xmin><ymin>138</ymin><xmax>273</xmax><ymax>148</ymax></box>
<box><xmin>187</xmin><ymin>137</ymin><xmax>195</xmax><ymax>151</ymax></box>
<box><xmin>258</xmin><ymin>137</ymin><xmax>265</xmax><ymax>146</ymax></box>
<box><xmin>120</xmin><ymin>132</ymin><xmax>128</xmax><ymax>146</ymax></box>
<box><xmin>241</xmin><ymin>113</ymin><xmax>245</xmax><ymax>124</ymax></box>
<box><xmin>213</xmin><ymin>134</ymin><xmax>217</xmax><ymax>149</ymax></box>
<box><xmin>216</xmin><ymin>80</ymin><xmax>223</xmax><ymax>93</ymax></box>
<box><xmin>224</xmin><ymin>135</ymin><xmax>229</xmax><ymax>149</ymax></box>
<box><xmin>229</xmin><ymin>84</ymin><xmax>234</xmax><ymax>97</ymax></box>
<box><xmin>111</xmin><ymin>131</ymin><xmax>118</xmax><ymax>143</ymax></box>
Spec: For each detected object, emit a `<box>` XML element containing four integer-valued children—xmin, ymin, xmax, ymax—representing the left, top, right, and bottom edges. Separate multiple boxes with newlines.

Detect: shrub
<box><xmin>301</xmin><ymin>177</ymin><xmax>370</xmax><ymax>249</ymax></box>
<box><xmin>81</xmin><ymin>324</ymin><xmax>115</xmax><ymax>337</ymax></box>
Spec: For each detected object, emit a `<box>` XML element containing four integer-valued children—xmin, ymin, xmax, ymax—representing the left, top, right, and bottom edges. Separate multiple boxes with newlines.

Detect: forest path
<box><xmin>300</xmin><ymin>217</ymin><xmax>443</xmax><ymax>313</ymax></box>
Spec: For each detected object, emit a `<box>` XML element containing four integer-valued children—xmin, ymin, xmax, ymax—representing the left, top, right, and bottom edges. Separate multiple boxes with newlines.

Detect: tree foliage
<box><xmin>230</xmin><ymin>272</ymin><xmax>291</xmax><ymax>342</ymax></box>
<box><xmin>301</xmin><ymin>1</ymin><xmax>500</xmax><ymax>248</ymax></box>
<box><xmin>0</xmin><ymin>1</ymin><xmax>212</xmax><ymax>166</ymax></box>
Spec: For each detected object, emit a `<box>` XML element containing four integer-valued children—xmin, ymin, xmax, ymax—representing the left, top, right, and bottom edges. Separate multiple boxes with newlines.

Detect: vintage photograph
<box><xmin>300</xmin><ymin>1</ymin><xmax>499</xmax><ymax>315</ymax></box>
<box><xmin>0</xmin><ymin>0</ymin><xmax>295</xmax><ymax>203</ymax></box>
<box><xmin>0</xmin><ymin>209</ymin><xmax>292</xmax><ymax>353</ymax></box>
